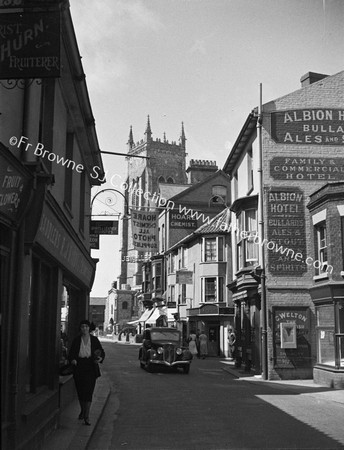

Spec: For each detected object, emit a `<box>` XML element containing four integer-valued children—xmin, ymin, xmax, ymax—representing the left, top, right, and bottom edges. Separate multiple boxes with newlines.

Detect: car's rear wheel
<box><xmin>183</xmin><ymin>365</ymin><xmax>190</xmax><ymax>374</ymax></box>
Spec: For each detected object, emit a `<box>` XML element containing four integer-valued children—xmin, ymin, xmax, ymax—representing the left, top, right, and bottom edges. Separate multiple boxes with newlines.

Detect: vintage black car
<box><xmin>139</xmin><ymin>327</ymin><xmax>192</xmax><ymax>374</ymax></box>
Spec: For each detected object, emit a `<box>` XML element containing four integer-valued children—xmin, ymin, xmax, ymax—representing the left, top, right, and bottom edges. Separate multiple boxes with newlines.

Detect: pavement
<box><xmin>44</xmin><ymin>337</ymin><xmax>344</xmax><ymax>450</ymax></box>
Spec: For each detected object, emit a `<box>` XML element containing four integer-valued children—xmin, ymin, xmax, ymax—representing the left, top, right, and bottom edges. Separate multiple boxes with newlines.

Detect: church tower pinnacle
<box><xmin>127</xmin><ymin>125</ymin><xmax>134</xmax><ymax>150</ymax></box>
<box><xmin>144</xmin><ymin>115</ymin><xmax>152</xmax><ymax>142</ymax></box>
<box><xmin>179</xmin><ymin>121</ymin><xmax>186</xmax><ymax>149</ymax></box>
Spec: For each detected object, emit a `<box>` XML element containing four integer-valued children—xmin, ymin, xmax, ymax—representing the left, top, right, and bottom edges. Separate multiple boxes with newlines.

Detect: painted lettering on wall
<box><xmin>270</xmin><ymin>157</ymin><xmax>344</xmax><ymax>181</ymax></box>
<box><xmin>270</xmin><ymin>109</ymin><xmax>344</xmax><ymax>145</ymax></box>
<box><xmin>267</xmin><ymin>187</ymin><xmax>307</xmax><ymax>275</ymax></box>
<box><xmin>273</xmin><ymin>307</ymin><xmax>312</xmax><ymax>369</ymax></box>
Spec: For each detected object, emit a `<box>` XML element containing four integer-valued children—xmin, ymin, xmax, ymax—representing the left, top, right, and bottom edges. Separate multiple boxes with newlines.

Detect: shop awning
<box><xmin>145</xmin><ymin>308</ymin><xmax>163</xmax><ymax>325</ymax></box>
<box><xmin>138</xmin><ymin>308</ymin><xmax>155</xmax><ymax>323</ymax></box>
<box><xmin>167</xmin><ymin>309</ymin><xmax>177</xmax><ymax>323</ymax></box>
<box><xmin>127</xmin><ymin>319</ymin><xmax>139</xmax><ymax>325</ymax></box>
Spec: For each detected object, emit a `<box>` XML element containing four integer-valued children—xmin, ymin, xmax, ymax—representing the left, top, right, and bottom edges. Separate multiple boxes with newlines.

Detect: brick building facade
<box><xmin>224</xmin><ymin>71</ymin><xmax>344</xmax><ymax>383</ymax></box>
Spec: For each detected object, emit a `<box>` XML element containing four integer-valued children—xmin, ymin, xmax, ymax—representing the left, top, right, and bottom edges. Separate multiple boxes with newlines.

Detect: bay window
<box><xmin>316</xmin><ymin>301</ymin><xmax>344</xmax><ymax>369</ymax></box>
<box><xmin>152</xmin><ymin>262</ymin><xmax>161</xmax><ymax>290</ymax></box>
<box><xmin>315</xmin><ymin>222</ymin><xmax>328</xmax><ymax>275</ymax></box>
<box><xmin>201</xmin><ymin>277</ymin><xmax>224</xmax><ymax>303</ymax></box>
<box><xmin>237</xmin><ymin>209</ymin><xmax>258</xmax><ymax>270</ymax></box>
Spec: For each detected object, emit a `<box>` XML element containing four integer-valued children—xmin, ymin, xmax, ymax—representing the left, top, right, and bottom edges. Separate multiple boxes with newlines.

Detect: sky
<box><xmin>69</xmin><ymin>0</ymin><xmax>344</xmax><ymax>297</ymax></box>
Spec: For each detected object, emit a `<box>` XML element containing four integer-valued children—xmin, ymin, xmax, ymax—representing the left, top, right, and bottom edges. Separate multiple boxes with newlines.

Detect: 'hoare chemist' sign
<box><xmin>270</xmin><ymin>109</ymin><xmax>344</xmax><ymax>145</ymax></box>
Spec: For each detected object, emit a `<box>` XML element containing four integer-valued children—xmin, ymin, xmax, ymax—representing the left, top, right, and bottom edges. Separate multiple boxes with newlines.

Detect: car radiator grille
<box><xmin>163</xmin><ymin>345</ymin><xmax>175</xmax><ymax>364</ymax></box>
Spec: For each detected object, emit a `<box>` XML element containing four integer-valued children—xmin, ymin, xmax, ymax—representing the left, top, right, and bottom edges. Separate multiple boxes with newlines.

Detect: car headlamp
<box><xmin>176</xmin><ymin>348</ymin><xmax>182</xmax><ymax>355</ymax></box>
<box><xmin>157</xmin><ymin>347</ymin><xmax>164</xmax><ymax>354</ymax></box>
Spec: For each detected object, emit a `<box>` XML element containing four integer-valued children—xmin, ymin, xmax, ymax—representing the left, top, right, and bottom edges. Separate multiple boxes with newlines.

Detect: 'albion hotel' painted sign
<box><xmin>271</xmin><ymin>108</ymin><xmax>344</xmax><ymax>145</ymax></box>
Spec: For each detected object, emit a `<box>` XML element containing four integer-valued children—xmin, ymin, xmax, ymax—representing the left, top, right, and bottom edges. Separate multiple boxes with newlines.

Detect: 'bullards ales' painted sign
<box><xmin>270</xmin><ymin>109</ymin><xmax>344</xmax><ymax>145</ymax></box>
<box><xmin>267</xmin><ymin>187</ymin><xmax>307</xmax><ymax>276</ymax></box>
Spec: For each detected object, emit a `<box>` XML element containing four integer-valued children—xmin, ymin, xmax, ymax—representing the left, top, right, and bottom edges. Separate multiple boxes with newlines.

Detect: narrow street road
<box><xmin>89</xmin><ymin>342</ymin><xmax>344</xmax><ymax>450</ymax></box>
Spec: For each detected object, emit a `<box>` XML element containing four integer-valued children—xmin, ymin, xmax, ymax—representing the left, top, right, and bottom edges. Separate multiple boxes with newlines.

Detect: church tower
<box><xmin>118</xmin><ymin>117</ymin><xmax>188</xmax><ymax>290</ymax></box>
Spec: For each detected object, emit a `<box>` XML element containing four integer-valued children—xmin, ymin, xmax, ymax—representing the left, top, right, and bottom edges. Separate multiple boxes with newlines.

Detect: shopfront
<box><xmin>188</xmin><ymin>304</ymin><xmax>233</xmax><ymax>357</ymax></box>
<box><xmin>2</xmin><ymin>175</ymin><xmax>96</xmax><ymax>449</ymax></box>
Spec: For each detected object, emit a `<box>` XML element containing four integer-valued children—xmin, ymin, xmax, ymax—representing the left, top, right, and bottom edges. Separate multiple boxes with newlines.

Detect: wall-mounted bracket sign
<box><xmin>90</xmin><ymin>220</ymin><xmax>118</xmax><ymax>235</ymax></box>
<box><xmin>270</xmin><ymin>109</ymin><xmax>344</xmax><ymax>145</ymax></box>
<box><xmin>176</xmin><ymin>270</ymin><xmax>193</xmax><ymax>284</ymax></box>
<box><xmin>0</xmin><ymin>11</ymin><xmax>61</xmax><ymax>79</ymax></box>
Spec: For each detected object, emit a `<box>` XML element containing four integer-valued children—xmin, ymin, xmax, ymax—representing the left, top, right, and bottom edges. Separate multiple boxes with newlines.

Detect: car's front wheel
<box><xmin>146</xmin><ymin>361</ymin><xmax>154</xmax><ymax>372</ymax></box>
<box><xmin>183</xmin><ymin>365</ymin><xmax>190</xmax><ymax>374</ymax></box>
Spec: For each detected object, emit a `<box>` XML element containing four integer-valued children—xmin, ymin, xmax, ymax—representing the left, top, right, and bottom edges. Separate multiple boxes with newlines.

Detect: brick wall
<box><xmin>261</xmin><ymin>71</ymin><xmax>344</xmax><ymax>379</ymax></box>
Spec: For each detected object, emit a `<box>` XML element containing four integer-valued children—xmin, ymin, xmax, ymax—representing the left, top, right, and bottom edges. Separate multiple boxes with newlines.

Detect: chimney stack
<box><xmin>300</xmin><ymin>72</ymin><xmax>328</xmax><ymax>87</ymax></box>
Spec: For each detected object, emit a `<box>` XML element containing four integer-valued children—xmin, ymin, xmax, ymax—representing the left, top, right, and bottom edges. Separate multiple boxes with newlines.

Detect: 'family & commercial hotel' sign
<box><xmin>270</xmin><ymin>157</ymin><xmax>344</xmax><ymax>181</ymax></box>
<box><xmin>270</xmin><ymin>109</ymin><xmax>344</xmax><ymax>145</ymax></box>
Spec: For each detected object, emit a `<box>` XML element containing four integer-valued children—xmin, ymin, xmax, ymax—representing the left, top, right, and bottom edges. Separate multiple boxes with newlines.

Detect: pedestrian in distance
<box><xmin>228</xmin><ymin>327</ymin><xmax>236</xmax><ymax>360</ymax></box>
<box><xmin>199</xmin><ymin>331</ymin><xmax>208</xmax><ymax>359</ymax></box>
<box><xmin>69</xmin><ymin>319</ymin><xmax>105</xmax><ymax>426</ymax></box>
<box><xmin>196</xmin><ymin>329</ymin><xmax>201</xmax><ymax>358</ymax></box>
<box><xmin>188</xmin><ymin>331</ymin><xmax>198</xmax><ymax>358</ymax></box>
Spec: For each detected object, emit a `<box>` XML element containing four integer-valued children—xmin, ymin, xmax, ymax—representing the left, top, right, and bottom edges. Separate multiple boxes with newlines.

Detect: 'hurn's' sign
<box><xmin>0</xmin><ymin>12</ymin><xmax>60</xmax><ymax>79</ymax></box>
<box><xmin>270</xmin><ymin>109</ymin><xmax>344</xmax><ymax>145</ymax></box>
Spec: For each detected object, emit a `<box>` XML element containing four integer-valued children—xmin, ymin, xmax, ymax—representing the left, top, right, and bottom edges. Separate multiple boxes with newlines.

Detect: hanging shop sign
<box><xmin>169</xmin><ymin>210</ymin><xmax>198</xmax><ymax>229</ymax></box>
<box><xmin>273</xmin><ymin>307</ymin><xmax>312</xmax><ymax>369</ymax></box>
<box><xmin>270</xmin><ymin>156</ymin><xmax>344</xmax><ymax>181</ymax></box>
<box><xmin>176</xmin><ymin>270</ymin><xmax>193</xmax><ymax>284</ymax></box>
<box><xmin>270</xmin><ymin>109</ymin><xmax>344</xmax><ymax>145</ymax></box>
<box><xmin>131</xmin><ymin>209</ymin><xmax>158</xmax><ymax>252</ymax></box>
<box><xmin>90</xmin><ymin>220</ymin><xmax>118</xmax><ymax>235</ymax></box>
<box><xmin>0</xmin><ymin>11</ymin><xmax>61</xmax><ymax>79</ymax></box>
<box><xmin>266</xmin><ymin>187</ymin><xmax>307</xmax><ymax>276</ymax></box>
<box><xmin>0</xmin><ymin>146</ymin><xmax>32</xmax><ymax>224</ymax></box>
<box><xmin>89</xmin><ymin>234</ymin><xmax>99</xmax><ymax>249</ymax></box>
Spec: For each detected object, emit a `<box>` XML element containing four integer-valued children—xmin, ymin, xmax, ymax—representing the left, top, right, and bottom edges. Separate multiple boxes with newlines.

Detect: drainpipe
<box><xmin>258</xmin><ymin>83</ymin><xmax>268</xmax><ymax>380</ymax></box>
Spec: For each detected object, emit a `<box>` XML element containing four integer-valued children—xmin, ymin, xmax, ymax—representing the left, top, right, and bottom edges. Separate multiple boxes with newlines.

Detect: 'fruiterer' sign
<box><xmin>270</xmin><ymin>157</ymin><xmax>344</xmax><ymax>181</ymax></box>
<box><xmin>270</xmin><ymin>109</ymin><xmax>344</xmax><ymax>145</ymax></box>
<box><xmin>267</xmin><ymin>187</ymin><xmax>307</xmax><ymax>276</ymax></box>
<box><xmin>131</xmin><ymin>209</ymin><xmax>158</xmax><ymax>252</ymax></box>
<box><xmin>0</xmin><ymin>12</ymin><xmax>60</xmax><ymax>79</ymax></box>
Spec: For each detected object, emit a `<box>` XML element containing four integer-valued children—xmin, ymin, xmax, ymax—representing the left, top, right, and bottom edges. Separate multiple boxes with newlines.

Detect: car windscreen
<box><xmin>150</xmin><ymin>331</ymin><xmax>180</xmax><ymax>342</ymax></box>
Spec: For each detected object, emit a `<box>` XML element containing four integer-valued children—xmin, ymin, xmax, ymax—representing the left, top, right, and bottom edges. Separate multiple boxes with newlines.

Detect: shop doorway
<box><xmin>208</xmin><ymin>325</ymin><xmax>220</xmax><ymax>356</ymax></box>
